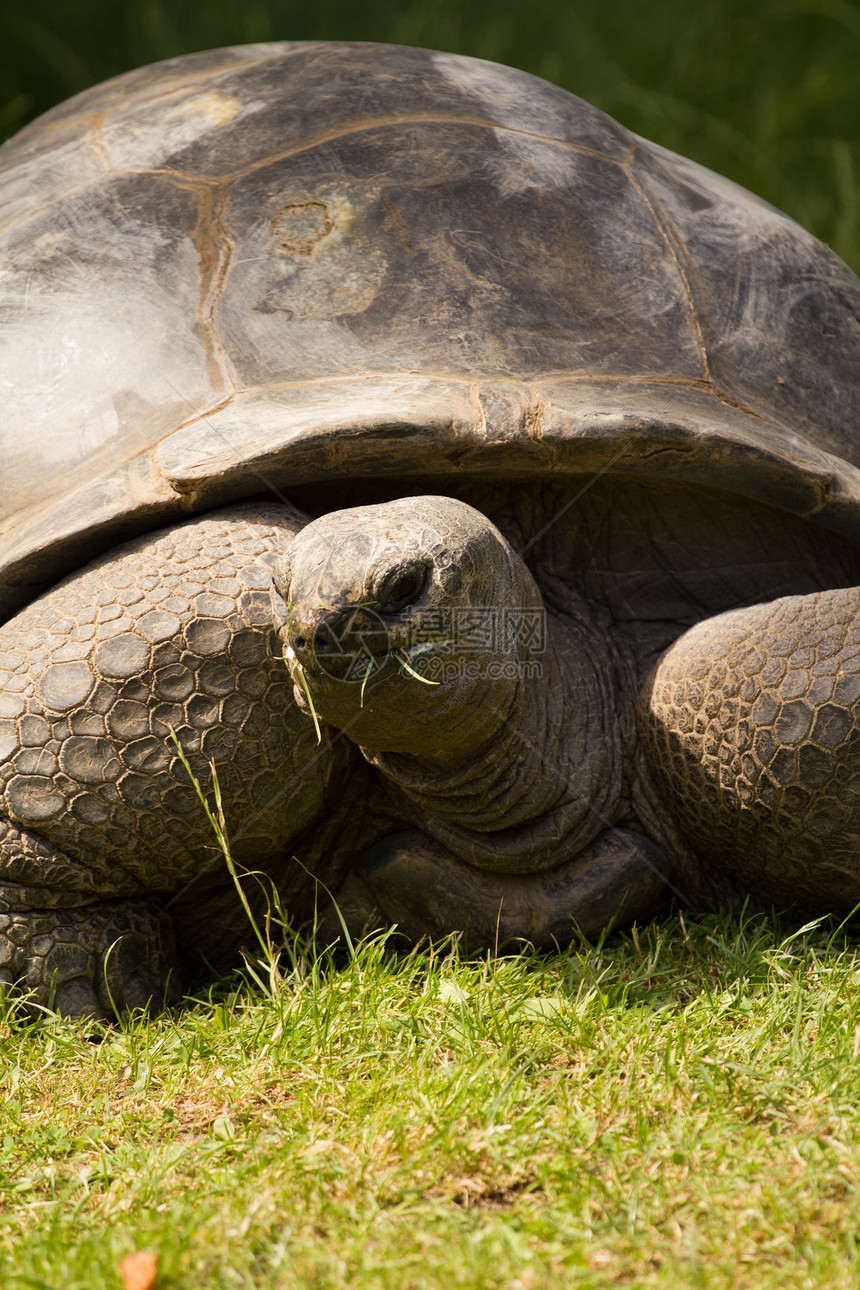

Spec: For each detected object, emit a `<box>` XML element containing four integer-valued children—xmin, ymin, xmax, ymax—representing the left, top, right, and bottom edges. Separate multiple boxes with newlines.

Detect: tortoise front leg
<box><xmin>318</xmin><ymin>827</ymin><xmax>669</xmax><ymax>951</ymax></box>
<box><xmin>640</xmin><ymin>586</ymin><xmax>860</xmax><ymax>914</ymax></box>
<box><xmin>0</xmin><ymin>501</ymin><xmax>360</xmax><ymax>1016</ymax></box>
<box><xmin>0</xmin><ymin>819</ymin><xmax>179</xmax><ymax>1018</ymax></box>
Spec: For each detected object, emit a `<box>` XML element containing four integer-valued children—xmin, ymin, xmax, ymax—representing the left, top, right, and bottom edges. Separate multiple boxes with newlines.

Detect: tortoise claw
<box><xmin>0</xmin><ymin>899</ymin><xmax>181</xmax><ymax>1019</ymax></box>
<box><xmin>53</xmin><ymin>977</ymin><xmax>105</xmax><ymax>1022</ymax></box>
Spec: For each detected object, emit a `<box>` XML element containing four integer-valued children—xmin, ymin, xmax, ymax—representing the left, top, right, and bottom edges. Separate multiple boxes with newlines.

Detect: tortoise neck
<box><xmin>362</xmin><ymin>611</ymin><xmax>625</xmax><ymax>872</ymax></box>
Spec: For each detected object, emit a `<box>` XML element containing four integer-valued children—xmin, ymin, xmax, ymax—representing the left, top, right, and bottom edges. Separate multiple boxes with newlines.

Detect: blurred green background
<box><xmin>0</xmin><ymin>0</ymin><xmax>858</xmax><ymax>271</ymax></box>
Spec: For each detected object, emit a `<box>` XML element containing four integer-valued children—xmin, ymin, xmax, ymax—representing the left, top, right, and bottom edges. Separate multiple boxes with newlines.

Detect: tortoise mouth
<box><xmin>284</xmin><ymin>598</ymin><xmax>455</xmax><ymax>687</ymax></box>
<box><xmin>285</xmin><ymin>631</ymin><xmax>453</xmax><ymax>706</ymax></box>
<box><xmin>285</xmin><ymin>602</ymin><xmax>391</xmax><ymax>681</ymax></box>
<box><xmin>290</xmin><ymin>643</ymin><xmax>390</xmax><ymax>686</ymax></box>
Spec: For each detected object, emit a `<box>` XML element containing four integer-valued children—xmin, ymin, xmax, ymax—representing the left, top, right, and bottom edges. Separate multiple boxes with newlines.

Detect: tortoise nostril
<box><xmin>294</xmin><ymin>636</ymin><xmax>306</xmax><ymax>651</ymax></box>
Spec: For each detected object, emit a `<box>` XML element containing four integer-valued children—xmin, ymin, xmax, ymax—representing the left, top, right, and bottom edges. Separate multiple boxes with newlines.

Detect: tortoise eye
<box><xmin>376</xmin><ymin>565</ymin><xmax>427</xmax><ymax>614</ymax></box>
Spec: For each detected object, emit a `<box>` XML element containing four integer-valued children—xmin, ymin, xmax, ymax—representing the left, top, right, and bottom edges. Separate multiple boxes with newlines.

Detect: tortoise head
<box><xmin>273</xmin><ymin>496</ymin><xmax>544</xmax><ymax>761</ymax></box>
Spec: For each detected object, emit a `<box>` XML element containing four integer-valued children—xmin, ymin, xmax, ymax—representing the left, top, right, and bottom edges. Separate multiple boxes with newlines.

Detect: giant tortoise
<box><xmin>1</xmin><ymin>42</ymin><xmax>860</xmax><ymax>1018</ymax></box>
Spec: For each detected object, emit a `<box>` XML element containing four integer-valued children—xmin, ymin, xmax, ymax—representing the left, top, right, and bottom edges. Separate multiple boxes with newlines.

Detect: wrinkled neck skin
<box><xmin>278</xmin><ymin>496</ymin><xmax>628</xmax><ymax>877</ymax></box>
<box><xmin>364</xmin><ymin>606</ymin><xmax>625</xmax><ymax>875</ymax></box>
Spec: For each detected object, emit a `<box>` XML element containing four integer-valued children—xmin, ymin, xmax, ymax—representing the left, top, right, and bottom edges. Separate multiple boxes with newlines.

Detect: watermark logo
<box><xmin>403</xmin><ymin>606</ymin><xmax>546</xmax><ymax>654</ymax></box>
<box><xmin>419</xmin><ymin>656</ymin><xmax>544</xmax><ymax>684</ymax></box>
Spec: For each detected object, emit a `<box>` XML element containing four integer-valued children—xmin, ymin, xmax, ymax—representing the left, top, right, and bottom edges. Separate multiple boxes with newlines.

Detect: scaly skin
<box><xmin>641</xmin><ymin>587</ymin><xmax>860</xmax><ymax>914</ymax></box>
<box><xmin>0</xmin><ymin>895</ymin><xmax>179</xmax><ymax>1019</ymax></box>
<box><xmin>0</xmin><ymin>502</ymin><xmax>361</xmax><ymax>1017</ymax></box>
<box><xmin>315</xmin><ymin>827</ymin><xmax>670</xmax><ymax>951</ymax></box>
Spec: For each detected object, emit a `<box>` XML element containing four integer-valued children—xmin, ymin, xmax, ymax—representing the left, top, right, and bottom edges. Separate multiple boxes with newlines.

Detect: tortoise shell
<box><xmin>1</xmin><ymin>41</ymin><xmax>860</xmax><ymax>622</ymax></box>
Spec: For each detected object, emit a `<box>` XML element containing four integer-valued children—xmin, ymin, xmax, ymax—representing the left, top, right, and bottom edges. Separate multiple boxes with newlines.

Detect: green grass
<box><xmin>0</xmin><ymin>0</ymin><xmax>859</xmax><ymax>271</ymax></box>
<box><xmin>4</xmin><ymin>911</ymin><xmax>860</xmax><ymax>1288</ymax></box>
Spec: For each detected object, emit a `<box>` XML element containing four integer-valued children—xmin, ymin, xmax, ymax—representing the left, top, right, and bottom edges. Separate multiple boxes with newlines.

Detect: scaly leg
<box><xmin>318</xmin><ymin>827</ymin><xmax>669</xmax><ymax>950</ymax></box>
<box><xmin>0</xmin><ymin>502</ymin><xmax>358</xmax><ymax>1014</ymax></box>
<box><xmin>641</xmin><ymin>587</ymin><xmax>860</xmax><ymax>913</ymax></box>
